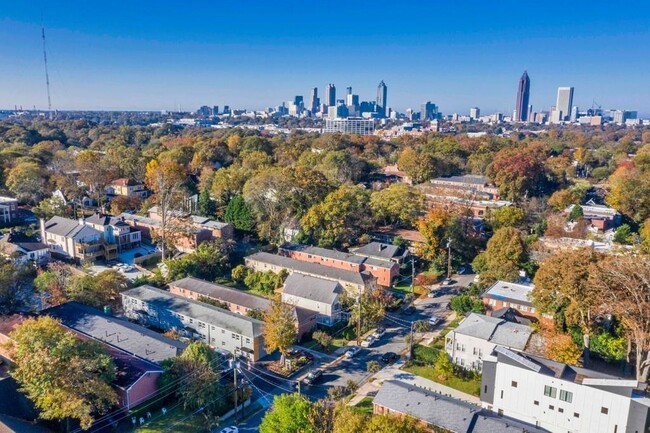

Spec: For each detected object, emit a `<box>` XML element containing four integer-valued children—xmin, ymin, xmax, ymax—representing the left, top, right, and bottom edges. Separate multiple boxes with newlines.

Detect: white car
<box><xmin>442</xmin><ymin>278</ymin><xmax>453</xmax><ymax>285</ymax></box>
<box><xmin>219</xmin><ymin>427</ymin><xmax>238</xmax><ymax>433</ymax></box>
<box><xmin>345</xmin><ymin>346</ymin><xmax>361</xmax><ymax>358</ymax></box>
<box><xmin>427</xmin><ymin>290</ymin><xmax>437</xmax><ymax>298</ymax></box>
<box><xmin>429</xmin><ymin>316</ymin><xmax>441</xmax><ymax>327</ymax></box>
<box><xmin>372</xmin><ymin>327</ymin><xmax>386</xmax><ymax>339</ymax></box>
<box><xmin>360</xmin><ymin>335</ymin><xmax>375</xmax><ymax>348</ymax></box>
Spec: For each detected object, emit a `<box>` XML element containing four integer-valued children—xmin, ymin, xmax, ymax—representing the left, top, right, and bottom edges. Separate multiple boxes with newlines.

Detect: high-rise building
<box><xmin>326</xmin><ymin>84</ymin><xmax>336</xmax><ymax>106</ymax></box>
<box><xmin>376</xmin><ymin>80</ymin><xmax>387</xmax><ymax>118</ymax></box>
<box><xmin>469</xmin><ymin>107</ymin><xmax>480</xmax><ymax>120</ymax></box>
<box><xmin>514</xmin><ymin>71</ymin><xmax>530</xmax><ymax>122</ymax></box>
<box><xmin>420</xmin><ymin>101</ymin><xmax>438</xmax><ymax>120</ymax></box>
<box><xmin>309</xmin><ymin>88</ymin><xmax>318</xmax><ymax>113</ymax></box>
<box><xmin>346</xmin><ymin>86</ymin><xmax>352</xmax><ymax>95</ymax></box>
<box><xmin>570</xmin><ymin>106</ymin><xmax>579</xmax><ymax>122</ymax></box>
<box><xmin>556</xmin><ymin>87</ymin><xmax>574</xmax><ymax>122</ymax></box>
<box><xmin>323</xmin><ymin>118</ymin><xmax>375</xmax><ymax>135</ymax></box>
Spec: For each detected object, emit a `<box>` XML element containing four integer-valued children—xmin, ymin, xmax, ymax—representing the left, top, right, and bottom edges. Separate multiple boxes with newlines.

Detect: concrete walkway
<box><xmin>348</xmin><ymin>361</ymin><xmax>481</xmax><ymax>406</ymax></box>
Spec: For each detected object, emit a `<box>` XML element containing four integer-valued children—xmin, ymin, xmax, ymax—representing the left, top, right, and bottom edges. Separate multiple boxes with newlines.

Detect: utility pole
<box><xmin>408</xmin><ymin>322</ymin><xmax>414</xmax><ymax>360</ymax></box>
<box><xmin>356</xmin><ymin>295</ymin><xmax>361</xmax><ymax>346</ymax></box>
<box><xmin>410</xmin><ymin>255</ymin><xmax>415</xmax><ymax>293</ymax></box>
<box><xmin>233</xmin><ymin>361</ymin><xmax>238</xmax><ymax>423</ymax></box>
<box><xmin>446</xmin><ymin>238</ymin><xmax>452</xmax><ymax>279</ymax></box>
<box><xmin>41</xmin><ymin>27</ymin><xmax>53</xmax><ymax>120</ymax></box>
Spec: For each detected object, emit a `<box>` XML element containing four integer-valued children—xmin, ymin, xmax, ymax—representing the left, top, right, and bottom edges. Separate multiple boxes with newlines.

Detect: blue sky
<box><xmin>1</xmin><ymin>0</ymin><xmax>649</xmax><ymax>115</ymax></box>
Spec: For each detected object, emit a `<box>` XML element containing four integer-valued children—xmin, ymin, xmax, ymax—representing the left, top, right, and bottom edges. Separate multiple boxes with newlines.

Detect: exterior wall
<box><xmin>281</xmin><ymin>293</ymin><xmax>340</xmax><ymax>326</ymax></box>
<box><xmin>362</xmin><ymin>263</ymin><xmax>398</xmax><ymax>287</ymax></box>
<box><xmin>169</xmin><ymin>285</ymin><xmax>255</xmax><ymax>316</ymax></box>
<box><xmin>482</xmin><ymin>297</ymin><xmax>539</xmax><ymax>320</ymax></box>
<box><xmin>125</xmin><ymin>371</ymin><xmax>161</xmax><ymax>409</ymax></box>
<box><xmin>0</xmin><ymin>199</ymin><xmax>18</xmax><ymax>223</ymax></box>
<box><xmin>445</xmin><ymin>332</ymin><xmax>496</xmax><ymax>371</ymax></box>
<box><xmin>121</xmin><ymin>294</ymin><xmax>264</xmax><ymax>362</ymax></box>
<box><xmin>280</xmin><ymin>249</ymin><xmax>362</xmax><ymax>272</ymax></box>
<box><xmin>482</xmin><ymin>360</ymin><xmax>645</xmax><ymax>433</ymax></box>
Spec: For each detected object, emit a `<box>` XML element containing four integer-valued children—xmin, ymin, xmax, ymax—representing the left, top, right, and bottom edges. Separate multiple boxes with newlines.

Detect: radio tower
<box><xmin>41</xmin><ymin>27</ymin><xmax>53</xmax><ymax>120</ymax></box>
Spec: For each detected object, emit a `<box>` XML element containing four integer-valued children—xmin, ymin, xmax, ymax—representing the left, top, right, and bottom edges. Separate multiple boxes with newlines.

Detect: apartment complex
<box><xmin>482</xmin><ymin>281</ymin><xmax>542</xmax><ymax>321</ymax></box>
<box><xmin>0</xmin><ymin>196</ymin><xmax>18</xmax><ymax>224</ymax></box>
<box><xmin>481</xmin><ymin>346</ymin><xmax>650</xmax><ymax>433</ymax></box>
<box><xmin>445</xmin><ymin>313</ymin><xmax>532</xmax><ymax>371</ymax></box>
<box><xmin>281</xmin><ymin>273</ymin><xmax>343</xmax><ymax>327</ymax></box>
<box><xmin>122</xmin><ymin>285</ymin><xmax>265</xmax><ymax>361</ymax></box>
<box><xmin>564</xmin><ymin>200</ymin><xmax>621</xmax><ymax>232</ymax></box>
<box><xmin>84</xmin><ymin>213</ymin><xmax>142</xmax><ymax>252</ymax></box>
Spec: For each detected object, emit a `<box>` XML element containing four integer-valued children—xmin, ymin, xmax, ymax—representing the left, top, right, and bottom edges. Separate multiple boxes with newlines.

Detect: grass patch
<box><xmin>133</xmin><ymin>405</ymin><xmax>205</xmax><ymax>433</ymax></box>
<box><xmin>302</xmin><ymin>325</ymin><xmax>354</xmax><ymax>353</ymax></box>
<box><xmin>353</xmin><ymin>397</ymin><xmax>374</xmax><ymax>415</ymax></box>
<box><xmin>412</xmin><ymin>343</ymin><xmax>440</xmax><ymax>365</ymax></box>
<box><xmin>402</xmin><ymin>364</ymin><xmax>481</xmax><ymax>397</ymax></box>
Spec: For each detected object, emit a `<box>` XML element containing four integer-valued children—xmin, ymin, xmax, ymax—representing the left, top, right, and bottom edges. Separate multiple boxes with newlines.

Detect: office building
<box><xmin>421</xmin><ymin>101</ymin><xmax>438</xmax><ymax>120</ymax></box>
<box><xmin>376</xmin><ymin>80</ymin><xmax>388</xmax><ymax>118</ymax></box>
<box><xmin>360</xmin><ymin>101</ymin><xmax>375</xmax><ymax>114</ymax></box>
<box><xmin>481</xmin><ymin>346</ymin><xmax>650</xmax><ymax>433</ymax></box>
<box><xmin>323</xmin><ymin>117</ymin><xmax>375</xmax><ymax>136</ymax></box>
<box><xmin>469</xmin><ymin>107</ymin><xmax>480</xmax><ymax>120</ymax></box>
<box><xmin>346</xmin><ymin>86</ymin><xmax>352</xmax><ymax>96</ymax></box>
<box><xmin>570</xmin><ymin>106</ymin><xmax>579</xmax><ymax>122</ymax></box>
<box><xmin>613</xmin><ymin>110</ymin><xmax>638</xmax><ymax>125</ymax></box>
<box><xmin>555</xmin><ymin>87</ymin><xmax>574</xmax><ymax>122</ymax></box>
<box><xmin>326</xmin><ymin>83</ymin><xmax>336</xmax><ymax>106</ymax></box>
<box><xmin>309</xmin><ymin>87</ymin><xmax>319</xmax><ymax>113</ymax></box>
<box><xmin>514</xmin><ymin>71</ymin><xmax>530</xmax><ymax>122</ymax></box>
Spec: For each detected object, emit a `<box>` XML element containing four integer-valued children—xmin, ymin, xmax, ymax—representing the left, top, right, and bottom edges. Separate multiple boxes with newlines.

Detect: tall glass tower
<box><xmin>515</xmin><ymin>71</ymin><xmax>530</xmax><ymax>122</ymax></box>
<box><xmin>376</xmin><ymin>80</ymin><xmax>387</xmax><ymax>118</ymax></box>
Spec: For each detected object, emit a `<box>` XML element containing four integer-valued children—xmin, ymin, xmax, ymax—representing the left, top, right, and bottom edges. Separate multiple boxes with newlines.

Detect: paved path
<box><xmin>348</xmin><ymin>361</ymin><xmax>481</xmax><ymax>406</ymax></box>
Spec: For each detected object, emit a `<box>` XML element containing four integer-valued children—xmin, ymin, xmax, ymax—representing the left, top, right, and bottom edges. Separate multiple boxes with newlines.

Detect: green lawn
<box><xmin>353</xmin><ymin>397</ymin><xmax>375</xmax><ymax>415</ymax></box>
<box><xmin>302</xmin><ymin>326</ymin><xmax>353</xmax><ymax>353</ymax></box>
<box><xmin>403</xmin><ymin>364</ymin><xmax>481</xmax><ymax>397</ymax></box>
<box><xmin>133</xmin><ymin>405</ymin><xmax>206</xmax><ymax>433</ymax></box>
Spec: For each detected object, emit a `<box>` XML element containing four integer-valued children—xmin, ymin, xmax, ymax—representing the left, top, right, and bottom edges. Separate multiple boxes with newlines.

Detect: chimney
<box><xmin>379</xmin><ymin>243</ymin><xmax>386</xmax><ymax>251</ymax></box>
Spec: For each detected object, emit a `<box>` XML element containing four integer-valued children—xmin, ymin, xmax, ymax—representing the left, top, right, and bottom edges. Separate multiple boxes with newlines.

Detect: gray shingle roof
<box><xmin>431</xmin><ymin>174</ymin><xmax>490</xmax><ymax>186</ymax></box>
<box><xmin>42</xmin><ymin>216</ymin><xmax>102</xmax><ymax>241</ymax></box>
<box><xmin>482</xmin><ymin>281</ymin><xmax>534</xmax><ymax>306</ymax></box>
<box><xmin>246</xmin><ymin>252</ymin><xmax>371</xmax><ymax>287</ymax></box>
<box><xmin>282</xmin><ymin>274</ymin><xmax>341</xmax><ymax>305</ymax></box>
<box><xmin>45</xmin><ymin>302</ymin><xmax>186</xmax><ymax>364</ymax></box>
<box><xmin>453</xmin><ymin>313</ymin><xmax>532</xmax><ymax>350</ymax></box>
<box><xmin>122</xmin><ymin>285</ymin><xmax>264</xmax><ymax>338</ymax></box>
<box><xmin>374</xmin><ymin>380</ymin><xmax>548</xmax><ymax>433</ymax></box>
<box><xmin>351</xmin><ymin>242</ymin><xmax>407</xmax><ymax>261</ymax></box>
<box><xmin>169</xmin><ymin>277</ymin><xmax>270</xmax><ymax>311</ymax></box>
<box><xmin>281</xmin><ymin>244</ymin><xmax>366</xmax><ymax>265</ymax></box>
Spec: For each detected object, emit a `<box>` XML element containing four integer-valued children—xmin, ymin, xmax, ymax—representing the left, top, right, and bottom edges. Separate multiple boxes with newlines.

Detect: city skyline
<box><xmin>1</xmin><ymin>1</ymin><xmax>650</xmax><ymax>115</ymax></box>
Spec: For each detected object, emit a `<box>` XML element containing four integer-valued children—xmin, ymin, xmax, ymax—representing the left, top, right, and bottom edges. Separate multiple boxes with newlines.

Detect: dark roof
<box><xmin>0</xmin><ymin>232</ymin><xmax>48</xmax><ymax>254</ymax></box>
<box><xmin>431</xmin><ymin>174</ymin><xmax>490</xmax><ymax>186</ymax></box>
<box><xmin>351</xmin><ymin>242</ymin><xmax>407</xmax><ymax>262</ymax></box>
<box><xmin>106</xmin><ymin>345</ymin><xmax>163</xmax><ymax>389</ymax></box>
<box><xmin>491</xmin><ymin>307</ymin><xmax>534</xmax><ymax>325</ymax></box>
<box><xmin>373</xmin><ymin>380</ymin><xmax>548</xmax><ymax>433</ymax></box>
<box><xmin>280</xmin><ymin>244</ymin><xmax>366</xmax><ymax>265</ymax></box>
<box><xmin>45</xmin><ymin>302</ymin><xmax>186</xmax><ymax>364</ymax></box>
<box><xmin>122</xmin><ymin>285</ymin><xmax>264</xmax><ymax>338</ymax></box>
<box><xmin>169</xmin><ymin>277</ymin><xmax>270</xmax><ymax>311</ymax></box>
<box><xmin>0</xmin><ymin>414</ymin><xmax>53</xmax><ymax>433</ymax></box>
<box><xmin>42</xmin><ymin>216</ymin><xmax>101</xmax><ymax>241</ymax></box>
<box><xmin>282</xmin><ymin>274</ymin><xmax>342</xmax><ymax>305</ymax></box>
<box><xmin>245</xmin><ymin>252</ymin><xmax>372</xmax><ymax>288</ymax></box>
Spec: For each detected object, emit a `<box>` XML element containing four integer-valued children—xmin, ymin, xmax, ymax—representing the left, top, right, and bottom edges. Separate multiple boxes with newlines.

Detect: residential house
<box><xmin>428</xmin><ymin>174</ymin><xmax>500</xmax><ymax>199</ymax></box>
<box><xmin>371</xmin><ymin>226</ymin><xmax>425</xmax><ymax>253</ymax></box>
<box><xmin>105</xmin><ymin>178</ymin><xmax>149</xmax><ymax>199</ymax></box>
<box><xmin>351</xmin><ymin>242</ymin><xmax>409</xmax><ymax>264</ymax></box>
<box><xmin>0</xmin><ymin>196</ymin><xmax>18</xmax><ymax>224</ymax></box>
<box><xmin>0</xmin><ymin>231</ymin><xmax>49</xmax><ymax>264</ymax></box>
<box><xmin>45</xmin><ymin>302</ymin><xmax>186</xmax><ymax>364</ymax></box>
<box><xmin>118</xmin><ymin>212</ymin><xmax>212</xmax><ymax>253</ymax></box>
<box><xmin>122</xmin><ymin>285</ymin><xmax>265</xmax><ymax>362</ymax></box>
<box><xmin>373</xmin><ymin>380</ymin><xmax>548</xmax><ymax>433</ymax></box>
<box><xmin>169</xmin><ymin>276</ymin><xmax>316</xmax><ymax>340</ymax></box>
<box><xmin>481</xmin><ymin>346</ymin><xmax>650</xmax><ymax>433</ymax></box>
<box><xmin>244</xmin><ymin>252</ymin><xmax>375</xmax><ymax>295</ymax></box>
<box><xmin>482</xmin><ymin>281</ymin><xmax>545</xmax><ymax>322</ymax></box>
<box><xmin>189</xmin><ymin>215</ymin><xmax>235</xmax><ymax>240</ymax></box>
<box><xmin>564</xmin><ymin>200</ymin><xmax>621</xmax><ymax>232</ymax></box>
<box><xmin>84</xmin><ymin>213</ymin><xmax>142</xmax><ymax>252</ymax></box>
<box><xmin>279</xmin><ymin>243</ymin><xmax>400</xmax><ymax>287</ymax></box>
<box><xmin>40</xmin><ymin>216</ymin><xmax>118</xmax><ymax>262</ymax></box>
<box><xmin>445</xmin><ymin>313</ymin><xmax>532</xmax><ymax>371</ymax></box>
<box><xmin>281</xmin><ymin>274</ymin><xmax>343</xmax><ymax>327</ymax></box>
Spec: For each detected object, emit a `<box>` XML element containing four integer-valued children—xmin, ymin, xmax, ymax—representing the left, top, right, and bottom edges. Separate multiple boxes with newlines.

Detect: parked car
<box><xmin>303</xmin><ymin>369</ymin><xmax>323</xmax><ymax>386</ymax></box>
<box><xmin>345</xmin><ymin>346</ymin><xmax>361</xmax><ymax>358</ymax></box>
<box><xmin>361</xmin><ymin>335</ymin><xmax>375</xmax><ymax>348</ymax></box>
<box><xmin>458</xmin><ymin>266</ymin><xmax>467</xmax><ymax>275</ymax></box>
<box><xmin>381</xmin><ymin>352</ymin><xmax>398</xmax><ymax>364</ymax></box>
<box><xmin>402</xmin><ymin>305</ymin><xmax>416</xmax><ymax>316</ymax></box>
<box><xmin>292</xmin><ymin>349</ymin><xmax>314</xmax><ymax>361</ymax></box>
<box><xmin>219</xmin><ymin>427</ymin><xmax>238</xmax><ymax>433</ymax></box>
<box><xmin>429</xmin><ymin>316</ymin><xmax>441</xmax><ymax>327</ymax></box>
<box><xmin>474</xmin><ymin>274</ymin><xmax>480</xmax><ymax>283</ymax></box>
<box><xmin>442</xmin><ymin>278</ymin><xmax>454</xmax><ymax>285</ymax></box>
<box><xmin>386</xmin><ymin>297</ymin><xmax>404</xmax><ymax>311</ymax></box>
<box><xmin>427</xmin><ymin>290</ymin><xmax>437</xmax><ymax>298</ymax></box>
<box><xmin>372</xmin><ymin>327</ymin><xmax>386</xmax><ymax>339</ymax></box>
<box><xmin>123</xmin><ymin>265</ymin><xmax>135</xmax><ymax>272</ymax></box>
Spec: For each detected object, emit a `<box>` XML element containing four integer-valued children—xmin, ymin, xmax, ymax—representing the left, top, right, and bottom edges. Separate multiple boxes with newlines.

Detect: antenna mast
<box><xmin>41</xmin><ymin>27</ymin><xmax>53</xmax><ymax>120</ymax></box>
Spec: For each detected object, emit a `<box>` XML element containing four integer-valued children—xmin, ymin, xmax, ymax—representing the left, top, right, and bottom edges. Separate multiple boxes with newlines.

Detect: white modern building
<box><xmin>323</xmin><ymin>117</ymin><xmax>374</xmax><ymax>135</ymax></box>
<box><xmin>555</xmin><ymin>87</ymin><xmax>574</xmax><ymax>122</ymax></box>
<box><xmin>445</xmin><ymin>313</ymin><xmax>532</xmax><ymax>371</ymax></box>
<box><xmin>481</xmin><ymin>346</ymin><xmax>650</xmax><ymax>433</ymax></box>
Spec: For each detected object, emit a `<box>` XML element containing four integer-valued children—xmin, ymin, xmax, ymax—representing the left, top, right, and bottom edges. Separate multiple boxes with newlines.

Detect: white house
<box><xmin>481</xmin><ymin>346</ymin><xmax>650</xmax><ymax>433</ymax></box>
<box><xmin>40</xmin><ymin>216</ymin><xmax>117</xmax><ymax>262</ymax></box>
<box><xmin>281</xmin><ymin>273</ymin><xmax>343</xmax><ymax>326</ymax></box>
<box><xmin>0</xmin><ymin>231</ymin><xmax>49</xmax><ymax>264</ymax></box>
<box><xmin>446</xmin><ymin>313</ymin><xmax>532</xmax><ymax>371</ymax></box>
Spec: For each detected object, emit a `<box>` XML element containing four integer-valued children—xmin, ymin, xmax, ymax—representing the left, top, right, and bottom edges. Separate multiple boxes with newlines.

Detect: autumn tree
<box><xmin>109</xmin><ymin>195</ymin><xmax>142</xmax><ymax>215</ymax></box>
<box><xmin>416</xmin><ymin>208</ymin><xmax>449</xmax><ymax>263</ymax></box>
<box><xmin>312</xmin><ymin>330</ymin><xmax>333</xmax><ymax>351</ymax></box>
<box><xmin>543</xmin><ymin>327</ymin><xmax>583</xmax><ymax>366</ymax></box>
<box><xmin>9</xmin><ymin>317</ymin><xmax>117</xmax><ymax>430</ymax></box>
<box><xmin>397</xmin><ymin>147</ymin><xmax>443</xmax><ymax>183</ymax></box>
<box><xmin>547</xmin><ymin>188</ymin><xmax>580</xmax><ymax>211</ymax></box>
<box><xmin>145</xmin><ymin>158</ymin><xmax>187</xmax><ymax>260</ymax></box>
<box><xmin>165</xmin><ymin>239</ymin><xmax>234</xmax><ymax>282</ymax></box>
<box><xmin>487</xmin><ymin>144</ymin><xmax>551</xmax><ymax>201</ymax></box>
<box><xmin>6</xmin><ymin>161</ymin><xmax>45</xmax><ymax>204</ymax></box>
<box><xmin>433</xmin><ymin>352</ymin><xmax>454</xmax><ymax>381</ymax></box>
<box><xmin>370</xmin><ymin>183</ymin><xmax>425</xmax><ymax>228</ymax></box>
<box><xmin>606</xmin><ymin>163</ymin><xmax>650</xmax><ymax>223</ymax></box>
<box><xmin>472</xmin><ymin>227</ymin><xmax>528</xmax><ymax>286</ymax></box>
<box><xmin>488</xmin><ymin>206</ymin><xmax>526</xmax><ymax>230</ymax></box>
<box><xmin>346</xmin><ymin>290</ymin><xmax>389</xmax><ymax>334</ymax></box>
<box><xmin>533</xmin><ymin>249</ymin><xmax>602</xmax><ymax>363</ymax></box>
<box><xmin>75</xmin><ymin>150</ymin><xmax>114</xmax><ymax>209</ymax></box>
<box><xmin>263</xmin><ymin>296</ymin><xmax>297</xmax><ymax>363</ymax></box>
<box><xmin>640</xmin><ymin>218</ymin><xmax>650</xmax><ymax>254</ymax></box>
<box><xmin>260</xmin><ymin>393</ymin><xmax>313</xmax><ymax>433</ymax></box>
<box><xmin>588</xmin><ymin>255</ymin><xmax>650</xmax><ymax>382</ymax></box>
<box><xmin>66</xmin><ymin>269</ymin><xmax>129</xmax><ymax>308</ymax></box>
<box><xmin>300</xmin><ymin>184</ymin><xmax>373</xmax><ymax>248</ymax></box>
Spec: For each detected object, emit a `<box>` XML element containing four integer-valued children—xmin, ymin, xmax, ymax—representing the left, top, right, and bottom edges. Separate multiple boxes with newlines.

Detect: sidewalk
<box><xmin>348</xmin><ymin>361</ymin><xmax>480</xmax><ymax>406</ymax></box>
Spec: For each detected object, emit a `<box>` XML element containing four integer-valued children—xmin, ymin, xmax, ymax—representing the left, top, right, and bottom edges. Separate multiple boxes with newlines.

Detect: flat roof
<box><xmin>122</xmin><ymin>285</ymin><xmax>264</xmax><ymax>338</ymax></box>
<box><xmin>453</xmin><ymin>313</ymin><xmax>531</xmax><ymax>350</ymax></box>
<box><xmin>483</xmin><ymin>281</ymin><xmax>534</xmax><ymax>306</ymax></box>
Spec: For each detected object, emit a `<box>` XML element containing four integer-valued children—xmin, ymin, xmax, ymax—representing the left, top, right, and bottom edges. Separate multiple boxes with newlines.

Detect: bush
<box><xmin>450</xmin><ymin>295</ymin><xmax>484</xmax><ymax>315</ymax></box>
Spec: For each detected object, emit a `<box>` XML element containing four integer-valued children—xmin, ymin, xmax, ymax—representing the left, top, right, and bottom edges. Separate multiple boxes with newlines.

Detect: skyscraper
<box><xmin>421</xmin><ymin>101</ymin><xmax>438</xmax><ymax>120</ymax></box>
<box><xmin>326</xmin><ymin>84</ymin><xmax>336</xmax><ymax>107</ymax></box>
<box><xmin>376</xmin><ymin>80</ymin><xmax>387</xmax><ymax>118</ymax></box>
<box><xmin>469</xmin><ymin>107</ymin><xmax>480</xmax><ymax>120</ymax></box>
<box><xmin>514</xmin><ymin>71</ymin><xmax>530</xmax><ymax>122</ymax></box>
<box><xmin>346</xmin><ymin>86</ymin><xmax>352</xmax><ymax>95</ymax></box>
<box><xmin>556</xmin><ymin>87</ymin><xmax>574</xmax><ymax>122</ymax></box>
<box><xmin>309</xmin><ymin>87</ymin><xmax>319</xmax><ymax>113</ymax></box>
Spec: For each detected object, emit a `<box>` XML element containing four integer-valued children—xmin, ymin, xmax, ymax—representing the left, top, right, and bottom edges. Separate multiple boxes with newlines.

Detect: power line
<box><xmin>41</xmin><ymin>26</ymin><xmax>53</xmax><ymax>119</ymax></box>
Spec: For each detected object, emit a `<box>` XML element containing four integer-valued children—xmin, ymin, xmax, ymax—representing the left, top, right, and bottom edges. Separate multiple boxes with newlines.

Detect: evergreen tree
<box><xmin>197</xmin><ymin>187</ymin><xmax>216</xmax><ymax>217</ymax></box>
<box><xmin>224</xmin><ymin>195</ymin><xmax>253</xmax><ymax>231</ymax></box>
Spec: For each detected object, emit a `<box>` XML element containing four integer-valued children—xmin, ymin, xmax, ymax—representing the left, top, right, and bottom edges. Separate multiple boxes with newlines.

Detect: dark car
<box><xmin>292</xmin><ymin>349</ymin><xmax>314</xmax><ymax>361</ymax></box>
<box><xmin>402</xmin><ymin>305</ymin><xmax>416</xmax><ymax>316</ymax></box>
<box><xmin>386</xmin><ymin>297</ymin><xmax>404</xmax><ymax>312</ymax></box>
<box><xmin>381</xmin><ymin>352</ymin><xmax>398</xmax><ymax>363</ymax></box>
<box><xmin>303</xmin><ymin>369</ymin><xmax>323</xmax><ymax>385</ymax></box>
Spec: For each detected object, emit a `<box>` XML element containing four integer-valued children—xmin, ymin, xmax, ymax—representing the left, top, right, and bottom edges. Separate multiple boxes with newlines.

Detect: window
<box><xmin>544</xmin><ymin>385</ymin><xmax>557</xmax><ymax>398</ymax></box>
<box><xmin>222</xmin><ymin>329</ymin><xmax>225</xmax><ymax>334</ymax></box>
<box><xmin>533</xmin><ymin>400</ymin><xmax>539</xmax><ymax>406</ymax></box>
<box><xmin>601</xmin><ymin>407</ymin><xmax>608</xmax><ymax>415</ymax></box>
<box><xmin>500</xmin><ymin>390</ymin><xmax>503</xmax><ymax>399</ymax></box>
<box><xmin>245</xmin><ymin>338</ymin><xmax>251</xmax><ymax>344</ymax></box>
<box><xmin>478</xmin><ymin>349</ymin><xmax>483</xmax><ymax>357</ymax></box>
<box><xmin>573</xmin><ymin>413</ymin><xmax>579</xmax><ymax>418</ymax></box>
<box><xmin>511</xmin><ymin>381</ymin><xmax>518</xmax><ymax>388</ymax></box>
<box><xmin>484</xmin><ymin>385</ymin><xmax>488</xmax><ymax>394</ymax></box>
<box><xmin>473</xmin><ymin>347</ymin><xmax>478</xmax><ymax>355</ymax></box>
<box><xmin>559</xmin><ymin>390</ymin><xmax>573</xmax><ymax>403</ymax></box>
<box><xmin>558</xmin><ymin>408</ymin><xmax>564</xmax><ymax>413</ymax></box>
<box><xmin>549</xmin><ymin>405</ymin><xmax>554</xmax><ymax>410</ymax></box>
